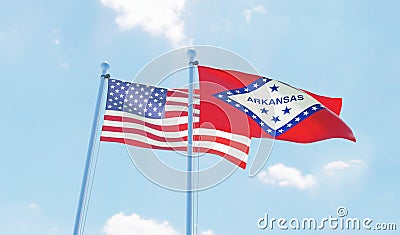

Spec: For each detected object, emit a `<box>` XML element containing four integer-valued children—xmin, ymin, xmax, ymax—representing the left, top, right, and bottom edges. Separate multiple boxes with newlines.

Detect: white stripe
<box><xmin>166</xmin><ymin>96</ymin><xmax>200</xmax><ymax>104</ymax></box>
<box><xmin>194</xmin><ymin>141</ymin><xmax>248</xmax><ymax>162</ymax></box>
<box><xmin>193</xmin><ymin>129</ymin><xmax>251</xmax><ymax>145</ymax></box>
<box><xmin>103</xmin><ymin>119</ymin><xmax>250</xmax><ymax>146</ymax></box>
<box><xmin>103</xmin><ymin>120</ymin><xmax>190</xmax><ymax>138</ymax></box>
<box><xmin>104</xmin><ymin>110</ymin><xmax>199</xmax><ymax>125</ymax></box>
<box><xmin>165</xmin><ymin>105</ymin><xmax>200</xmax><ymax>114</ymax></box>
<box><xmin>101</xmin><ymin>131</ymin><xmax>247</xmax><ymax>163</ymax></box>
<box><xmin>169</xmin><ymin>90</ymin><xmax>200</xmax><ymax>98</ymax></box>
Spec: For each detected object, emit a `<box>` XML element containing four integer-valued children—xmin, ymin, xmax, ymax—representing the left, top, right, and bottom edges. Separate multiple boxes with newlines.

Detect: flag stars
<box><xmin>312</xmin><ymin>106</ymin><xmax>318</xmax><ymax>111</ymax></box>
<box><xmin>260</xmin><ymin>108</ymin><xmax>269</xmax><ymax>115</ymax></box>
<box><xmin>295</xmin><ymin>117</ymin><xmax>301</xmax><ymax>122</ymax></box>
<box><xmin>282</xmin><ymin>106</ymin><xmax>291</xmax><ymax>115</ymax></box>
<box><xmin>253</xmin><ymin>83</ymin><xmax>259</xmax><ymax>88</ymax></box>
<box><xmin>303</xmin><ymin>111</ymin><xmax>309</xmax><ymax>116</ymax></box>
<box><xmin>271</xmin><ymin>116</ymin><xmax>281</xmax><ymax>123</ymax></box>
<box><xmin>269</xmin><ymin>84</ymin><xmax>279</xmax><ymax>92</ymax></box>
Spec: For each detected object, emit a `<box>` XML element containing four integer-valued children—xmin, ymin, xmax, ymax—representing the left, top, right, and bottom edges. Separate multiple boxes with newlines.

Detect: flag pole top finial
<box><xmin>100</xmin><ymin>61</ymin><xmax>110</xmax><ymax>75</ymax></box>
<box><xmin>186</xmin><ymin>49</ymin><xmax>196</xmax><ymax>62</ymax></box>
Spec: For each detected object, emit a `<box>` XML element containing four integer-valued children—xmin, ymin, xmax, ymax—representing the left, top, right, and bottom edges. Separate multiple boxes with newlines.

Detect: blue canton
<box><xmin>105</xmin><ymin>79</ymin><xmax>168</xmax><ymax>119</ymax></box>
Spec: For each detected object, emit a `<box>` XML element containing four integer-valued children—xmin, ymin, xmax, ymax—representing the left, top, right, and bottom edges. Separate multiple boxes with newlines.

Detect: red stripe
<box><xmin>168</xmin><ymin>89</ymin><xmax>200</xmax><ymax>95</ymax></box>
<box><xmin>195</xmin><ymin>147</ymin><xmax>246</xmax><ymax>169</ymax></box>
<box><xmin>102</xmin><ymin>126</ymin><xmax>247</xmax><ymax>154</ymax></box>
<box><xmin>193</xmin><ymin>135</ymin><xmax>249</xmax><ymax>154</ymax></box>
<box><xmin>102</xmin><ymin>125</ymin><xmax>187</xmax><ymax>142</ymax></box>
<box><xmin>100</xmin><ymin>136</ymin><xmax>246</xmax><ymax>169</ymax></box>
<box><xmin>104</xmin><ymin>115</ymin><xmax>198</xmax><ymax>132</ymax></box>
<box><xmin>165</xmin><ymin>100</ymin><xmax>200</xmax><ymax>109</ymax></box>
<box><xmin>165</xmin><ymin>111</ymin><xmax>199</xmax><ymax>118</ymax></box>
<box><xmin>100</xmin><ymin>136</ymin><xmax>187</xmax><ymax>151</ymax></box>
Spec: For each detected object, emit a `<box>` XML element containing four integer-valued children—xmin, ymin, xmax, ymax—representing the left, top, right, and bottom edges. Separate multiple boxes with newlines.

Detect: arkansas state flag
<box><xmin>198</xmin><ymin>66</ymin><xmax>356</xmax><ymax>143</ymax></box>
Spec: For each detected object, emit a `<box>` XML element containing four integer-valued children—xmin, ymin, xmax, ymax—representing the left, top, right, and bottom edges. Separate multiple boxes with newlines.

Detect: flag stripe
<box><xmin>105</xmin><ymin>110</ymin><xmax>199</xmax><ymax>125</ymax></box>
<box><xmin>102</xmin><ymin>125</ymin><xmax>250</xmax><ymax>154</ymax></box>
<box><xmin>102</xmin><ymin>119</ymin><xmax>250</xmax><ymax>146</ymax></box>
<box><xmin>101</xmin><ymin>80</ymin><xmax>251</xmax><ymax>168</ymax></box>
<box><xmin>100</xmin><ymin>131</ymin><xmax>248</xmax><ymax>163</ymax></box>
<box><xmin>100</xmin><ymin>136</ymin><xmax>246</xmax><ymax>169</ymax></box>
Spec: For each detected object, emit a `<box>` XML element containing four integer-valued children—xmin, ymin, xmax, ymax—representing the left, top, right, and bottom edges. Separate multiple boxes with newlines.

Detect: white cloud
<box><xmin>103</xmin><ymin>213</ymin><xmax>180</xmax><ymax>235</ymax></box>
<box><xmin>202</xmin><ymin>229</ymin><xmax>215</xmax><ymax>235</ymax></box>
<box><xmin>323</xmin><ymin>159</ymin><xmax>365</xmax><ymax>175</ymax></box>
<box><xmin>28</xmin><ymin>203</ymin><xmax>39</xmax><ymax>209</ymax></box>
<box><xmin>243</xmin><ymin>5</ymin><xmax>267</xmax><ymax>23</ymax></box>
<box><xmin>258</xmin><ymin>163</ymin><xmax>316</xmax><ymax>190</ymax></box>
<box><xmin>100</xmin><ymin>0</ymin><xmax>189</xmax><ymax>47</ymax></box>
<box><xmin>61</xmin><ymin>63</ymin><xmax>69</xmax><ymax>69</ymax></box>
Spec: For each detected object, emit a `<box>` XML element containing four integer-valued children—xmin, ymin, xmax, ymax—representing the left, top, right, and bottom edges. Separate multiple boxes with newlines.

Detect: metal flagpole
<box><xmin>72</xmin><ymin>61</ymin><xmax>110</xmax><ymax>235</ymax></box>
<box><xmin>186</xmin><ymin>49</ymin><xmax>196</xmax><ymax>235</ymax></box>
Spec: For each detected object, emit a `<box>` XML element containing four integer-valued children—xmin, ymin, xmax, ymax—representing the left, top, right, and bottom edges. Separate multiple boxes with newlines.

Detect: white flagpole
<box><xmin>72</xmin><ymin>61</ymin><xmax>110</xmax><ymax>235</ymax></box>
<box><xmin>186</xmin><ymin>49</ymin><xmax>196</xmax><ymax>235</ymax></box>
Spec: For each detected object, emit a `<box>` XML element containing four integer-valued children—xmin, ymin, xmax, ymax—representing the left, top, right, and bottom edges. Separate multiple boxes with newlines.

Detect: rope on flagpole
<box><xmin>72</xmin><ymin>62</ymin><xmax>109</xmax><ymax>235</ymax></box>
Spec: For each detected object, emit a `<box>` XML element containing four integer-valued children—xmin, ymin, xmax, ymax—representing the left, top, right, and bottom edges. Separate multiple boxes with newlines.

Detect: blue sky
<box><xmin>1</xmin><ymin>0</ymin><xmax>399</xmax><ymax>234</ymax></box>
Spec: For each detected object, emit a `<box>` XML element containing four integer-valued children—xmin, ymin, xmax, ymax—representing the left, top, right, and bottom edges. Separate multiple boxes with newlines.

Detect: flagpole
<box><xmin>72</xmin><ymin>61</ymin><xmax>110</xmax><ymax>235</ymax></box>
<box><xmin>186</xmin><ymin>49</ymin><xmax>196</xmax><ymax>235</ymax></box>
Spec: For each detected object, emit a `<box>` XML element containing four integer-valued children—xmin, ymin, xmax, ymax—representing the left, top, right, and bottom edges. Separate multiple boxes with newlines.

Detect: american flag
<box><xmin>100</xmin><ymin>78</ymin><xmax>250</xmax><ymax>168</ymax></box>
